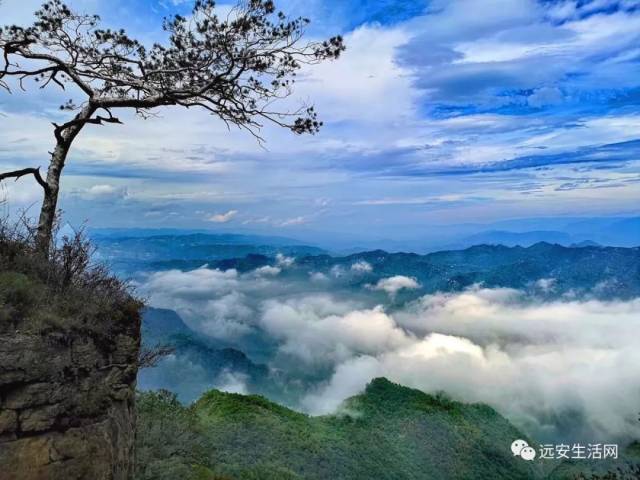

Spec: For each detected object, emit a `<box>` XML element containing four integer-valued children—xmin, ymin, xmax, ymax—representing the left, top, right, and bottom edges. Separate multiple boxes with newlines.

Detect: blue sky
<box><xmin>0</xmin><ymin>0</ymin><xmax>639</xmax><ymax>239</ymax></box>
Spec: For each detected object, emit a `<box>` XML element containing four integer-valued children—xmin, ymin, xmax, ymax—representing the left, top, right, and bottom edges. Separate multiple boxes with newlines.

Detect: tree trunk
<box><xmin>35</xmin><ymin>144</ymin><xmax>67</xmax><ymax>253</ymax></box>
<box><xmin>35</xmin><ymin>105</ymin><xmax>95</xmax><ymax>254</ymax></box>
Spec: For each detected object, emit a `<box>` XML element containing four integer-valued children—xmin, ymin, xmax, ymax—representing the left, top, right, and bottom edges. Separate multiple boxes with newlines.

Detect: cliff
<box><xmin>0</xmin><ymin>236</ymin><xmax>142</xmax><ymax>480</ymax></box>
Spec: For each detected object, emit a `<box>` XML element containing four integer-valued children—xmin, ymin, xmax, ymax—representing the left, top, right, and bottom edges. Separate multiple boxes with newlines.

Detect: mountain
<box><xmin>139</xmin><ymin>307</ymin><xmax>277</xmax><ymax>403</ymax></box>
<box><xmin>88</xmin><ymin>217</ymin><xmax>639</xmax><ymax>257</ymax></box>
<box><xmin>141</xmin><ymin>307</ymin><xmax>192</xmax><ymax>343</ymax></box>
<box><xmin>135</xmin><ymin>378</ymin><xmax>544</xmax><ymax>480</ymax></box>
<box><xmin>213</xmin><ymin>243</ymin><xmax>640</xmax><ymax>300</ymax></box>
<box><xmin>136</xmin><ymin>244</ymin><xmax>640</xmax><ymax>406</ymax></box>
<box><xmin>92</xmin><ymin>232</ymin><xmax>326</xmax><ymax>274</ymax></box>
<box><xmin>439</xmin><ymin>217</ymin><xmax>639</xmax><ymax>251</ymax></box>
<box><xmin>90</xmin><ymin>229</ymin><xmax>313</xmax><ymax>246</ymax></box>
<box><xmin>259</xmin><ymin>216</ymin><xmax>640</xmax><ymax>252</ymax></box>
<box><xmin>458</xmin><ymin>230</ymin><xmax>574</xmax><ymax>247</ymax></box>
<box><xmin>564</xmin><ymin>216</ymin><xmax>640</xmax><ymax>247</ymax></box>
<box><xmin>569</xmin><ymin>240</ymin><xmax>601</xmax><ymax>248</ymax></box>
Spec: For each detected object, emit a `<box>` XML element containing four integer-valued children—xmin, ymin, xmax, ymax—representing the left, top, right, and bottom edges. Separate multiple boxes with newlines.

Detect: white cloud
<box><xmin>143</xmin><ymin>267</ymin><xmax>254</xmax><ymax>341</ymax></box>
<box><xmin>295</xmin><ymin>23</ymin><xmax>416</xmax><ymax>123</ymax></box>
<box><xmin>302</xmin><ymin>355</ymin><xmax>381</xmax><ymax>414</ymax></box>
<box><xmin>200</xmin><ymin>291</ymin><xmax>254</xmax><ymax>339</ymax></box>
<box><xmin>310</xmin><ymin>271</ymin><xmax>329</xmax><ymax>282</ymax></box>
<box><xmin>260</xmin><ymin>297</ymin><xmax>412</xmax><ymax>366</ymax></box>
<box><xmin>302</xmin><ymin>289</ymin><xmax>640</xmax><ymax>442</ymax></box>
<box><xmin>351</xmin><ymin>260</ymin><xmax>373</xmax><ymax>273</ymax></box>
<box><xmin>369</xmin><ymin>275</ymin><xmax>420</xmax><ymax>297</ymax></box>
<box><xmin>535</xmin><ymin>278</ymin><xmax>557</xmax><ymax>292</ymax></box>
<box><xmin>276</xmin><ymin>253</ymin><xmax>295</xmax><ymax>268</ymax></box>
<box><xmin>280</xmin><ymin>216</ymin><xmax>308</xmax><ymax>226</ymax></box>
<box><xmin>330</xmin><ymin>265</ymin><xmax>345</xmax><ymax>278</ymax></box>
<box><xmin>527</xmin><ymin>86</ymin><xmax>564</xmax><ymax>108</ymax></box>
<box><xmin>71</xmin><ymin>184</ymin><xmax>128</xmax><ymax>201</ymax></box>
<box><xmin>145</xmin><ymin>267</ymin><xmax>240</xmax><ymax>300</ymax></box>
<box><xmin>214</xmin><ymin>370</ymin><xmax>248</xmax><ymax>395</ymax></box>
<box><xmin>254</xmin><ymin>265</ymin><xmax>282</xmax><ymax>276</ymax></box>
<box><xmin>140</xmin><ymin>262</ymin><xmax>640</xmax><ymax>442</ymax></box>
<box><xmin>207</xmin><ymin>210</ymin><xmax>238</xmax><ymax>223</ymax></box>
<box><xmin>0</xmin><ymin>179</ymin><xmax>42</xmax><ymax>207</ymax></box>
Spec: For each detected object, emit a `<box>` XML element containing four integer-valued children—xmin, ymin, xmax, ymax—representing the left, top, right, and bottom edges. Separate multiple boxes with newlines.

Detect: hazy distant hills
<box><xmin>215</xmin><ymin>243</ymin><xmax>640</xmax><ymax>300</ymax></box>
<box><xmin>457</xmin><ymin>230</ymin><xmax>574</xmax><ymax>247</ymax></box>
<box><xmin>442</xmin><ymin>217</ymin><xmax>639</xmax><ymax>251</ymax></box>
<box><xmin>93</xmin><ymin>227</ymin><xmax>640</xmax><ymax>300</ymax></box>
<box><xmin>136</xmin><ymin>378</ymin><xmax>543</xmax><ymax>480</ymax></box>
<box><xmin>139</xmin><ymin>307</ymin><xmax>280</xmax><ymax>403</ymax></box>
<box><xmin>264</xmin><ymin>215</ymin><xmax>640</xmax><ymax>253</ymax></box>
<box><xmin>90</xmin><ymin>229</ymin><xmax>314</xmax><ymax>246</ymax></box>
<box><xmin>137</xmin><ymin>241</ymin><xmax>640</xmax><ymax>403</ymax></box>
<box><xmin>89</xmin><ymin>216</ymin><xmax>639</xmax><ymax>261</ymax></box>
<box><xmin>92</xmin><ymin>232</ymin><xmax>326</xmax><ymax>274</ymax></box>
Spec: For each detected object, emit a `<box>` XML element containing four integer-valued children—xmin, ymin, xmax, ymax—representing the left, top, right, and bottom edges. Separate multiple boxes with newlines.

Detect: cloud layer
<box><xmin>1</xmin><ymin>0</ymin><xmax>638</xmax><ymax>233</ymax></box>
<box><xmin>142</xmin><ymin>262</ymin><xmax>640</xmax><ymax>443</ymax></box>
<box><xmin>299</xmin><ymin>288</ymin><xmax>640</xmax><ymax>443</ymax></box>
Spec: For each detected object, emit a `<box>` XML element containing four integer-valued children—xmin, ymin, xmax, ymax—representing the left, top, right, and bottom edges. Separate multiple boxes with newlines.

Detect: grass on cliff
<box><xmin>0</xmin><ymin>219</ymin><xmax>141</xmax><ymax>335</ymax></box>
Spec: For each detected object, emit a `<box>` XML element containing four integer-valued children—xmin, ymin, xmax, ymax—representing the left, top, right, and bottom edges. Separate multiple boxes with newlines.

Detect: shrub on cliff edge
<box><xmin>0</xmin><ymin>218</ymin><xmax>141</xmax><ymax>335</ymax></box>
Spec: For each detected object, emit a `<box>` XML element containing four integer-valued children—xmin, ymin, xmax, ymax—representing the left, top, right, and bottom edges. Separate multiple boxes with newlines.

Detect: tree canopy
<box><xmin>0</xmin><ymin>0</ymin><xmax>344</xmax><ymax>136</ymax></box>
<box><xmin>0</xmin><ymin>0</ymin><xmax>344</xmax><ymax>251</ymax></box>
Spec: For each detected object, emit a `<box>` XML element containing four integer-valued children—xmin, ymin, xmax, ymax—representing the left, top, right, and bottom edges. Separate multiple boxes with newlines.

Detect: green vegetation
<box><xmin>136</xmin><ymin>378</ymin><xmax>640</xmax><ymax>480</ymax></box>
<box><xmin>574</xmin><ymin>464</ymin><xmax>640</xmax><ymax>479</ymax></box>
<box><xmin>136</xmin><ymin>390</ymin><xmax>217</xmax><ymax>480</ymax></box>
<box><xmin>136</xmin><ymin>378</ymin><xmax>542</xmax><ymax>480</ymax></box>
<box><xmin>0</xmin><ymin>222</ymin><xmax>140</xmax><ymax>336</ymax></box>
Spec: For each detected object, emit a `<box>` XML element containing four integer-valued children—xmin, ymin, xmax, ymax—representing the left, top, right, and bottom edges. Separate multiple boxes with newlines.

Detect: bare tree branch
<box><xmin>138</xmin><ymin>344</ymin><xmax>176</xmax><ymax>369</ymax></box>
<box><xmin>0</xmin><ymin>0</ymin><xmax>344</xmax><ymax>137</ymax></box>
<box><xmin>0</xmin><ymin>167</ymin><xmax>50</xmax><ymax>193</ymax></box>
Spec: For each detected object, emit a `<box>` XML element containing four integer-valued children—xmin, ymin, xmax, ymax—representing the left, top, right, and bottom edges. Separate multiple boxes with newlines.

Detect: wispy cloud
<box><xmin>206</xmin><ymin>210</ymin><xmax>239</xmax><ymax>223</ymax></box>
<box><xmin>0</xmin><ymin>0</ymin><xmax>638</xmax><ymax>232</ymax></box>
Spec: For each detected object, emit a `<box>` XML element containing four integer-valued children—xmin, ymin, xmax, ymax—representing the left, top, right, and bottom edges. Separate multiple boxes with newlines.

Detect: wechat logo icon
<box><xmin>511</xmin><ymin>439</ymin><xmax>536</xmax><ymax>461</ymax></box>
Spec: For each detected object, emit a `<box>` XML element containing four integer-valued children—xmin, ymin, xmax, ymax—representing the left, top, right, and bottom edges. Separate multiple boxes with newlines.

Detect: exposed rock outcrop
<box><xmin>0</xmin><ymin>296</ymin><xmax>141</xmax><ymax>480</ymax></box>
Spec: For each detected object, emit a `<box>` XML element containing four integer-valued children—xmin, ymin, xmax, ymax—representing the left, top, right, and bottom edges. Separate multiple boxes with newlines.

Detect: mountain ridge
<box><xmin>136</xmin><ymin>377</ymin><xmax>544</xmax><ymax>480</ymax></box>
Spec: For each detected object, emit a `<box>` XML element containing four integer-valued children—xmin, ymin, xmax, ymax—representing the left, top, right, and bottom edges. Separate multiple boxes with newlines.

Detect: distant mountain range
<box><xmin>138</xmin><ymin>242</ymin><xmax>640</xmax><ymax>402</ymax></box>
<box><xmin>93</xmin><ymin>226</ymin><xmax>640</xmax><ymax>300</ymax></box>
<box><xmin>443</xmin><ymin>216</ymin><xmax>639</xmax><ymax>250</ymax></box>
<box><xmin>458</xmin><ymin>230</ymin><xmax>575</xmax><ymax>247</ymax></box>
<box><xmin>267</xmin><ymin>215</ymin><xmax>640</xmax><ymax>253</ymax></box>
<box><xmin>447</xmin><ymin>216</ymin><xmax>639</xmax><ymax>250</ymax></box>
<box><xmin>90</xmin><ymin>229</ymin><xmax>312</xmax><ymax>246</ymax></box>
<box><xmin>89</xmin><ymin>215</ymin><xmax>639</xmax><ymax>257</ymax></box>
<box><xmin>92</xmin><ymin>232</ymin><xmax>326</xmax><ymax>274</ymax></box>
<box><xmin>214</xmin><ymin>243</ymin><xmax>640</xmax><ymax>300</ymax></box>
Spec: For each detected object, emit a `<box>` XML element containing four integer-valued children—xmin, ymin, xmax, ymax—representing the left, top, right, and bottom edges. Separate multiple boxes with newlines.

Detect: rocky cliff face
<box><xmin>0</xmin><ymin>289</ymin><xmax>141</xmax><ymax>480</ymax></box>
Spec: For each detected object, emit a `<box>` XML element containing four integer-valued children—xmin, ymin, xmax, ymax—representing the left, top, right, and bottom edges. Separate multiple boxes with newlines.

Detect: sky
<box><xmin>0</xmin><ymin>0</ymin><xmax>639</xmax><ymax>240</ymax></box>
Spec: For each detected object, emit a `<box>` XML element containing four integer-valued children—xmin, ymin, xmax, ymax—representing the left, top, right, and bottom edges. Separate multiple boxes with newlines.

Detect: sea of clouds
<box><xmin>140</xmin><ymin>260</ymin><xmax>640</xmax><ymax>443</ymax></box>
